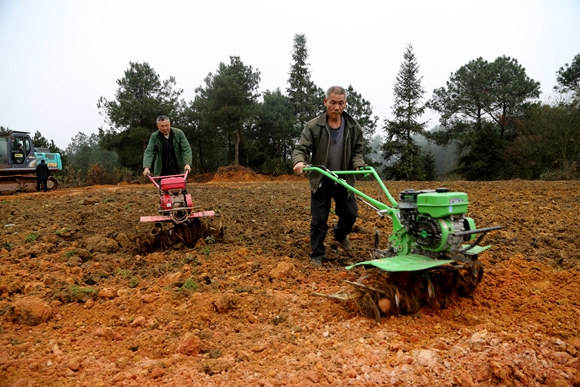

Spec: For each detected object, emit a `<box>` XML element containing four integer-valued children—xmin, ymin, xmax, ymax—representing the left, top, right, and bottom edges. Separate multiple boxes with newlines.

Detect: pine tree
<box><xmin>427</xmin><ymin>56</ymin><xmax>540</xmax><ymax>180</ymax></box>
<box><xmin>382</xmin><ymin>44</ymin><xmax>427</xmax><ymax>180</ymax></box>
<box><xmin>287</xmin><ymin>34</ymin><xmax>323</xmax><ymax>135</ymax></box>
<box><xmin>194</xmin><ymin>56</ymin><xmax>261</xmax><ymax>167</ymax></box>
<box><xmin>97</xmin><ymin>62</ymin><xmax>183</xmax><ymax>171</ymax></box>
<box><xmin>555</xmin><ymin>53</ymin><xmax>580</xmax><ymax>98</ymax></box>
<box><xmin>345</xmin><ymin>85</ymin><xmax>378</xmax><ymax>163</ymax></box>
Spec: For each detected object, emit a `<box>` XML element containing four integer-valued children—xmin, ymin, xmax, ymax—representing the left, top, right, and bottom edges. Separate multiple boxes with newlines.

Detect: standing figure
<box><xmin>292</xmin><ymin>86</ymin><xmax>365</xmax><ymax>266</ymax></box>
<box><xmin>143</xmin><ymin>115</ymin><xmax>193</xmax><ymax>176</ymax></box>
<box><xmin>35</xmin><ymin>159</ymin><xmax>50</xmax><ymax>192</ymax></box>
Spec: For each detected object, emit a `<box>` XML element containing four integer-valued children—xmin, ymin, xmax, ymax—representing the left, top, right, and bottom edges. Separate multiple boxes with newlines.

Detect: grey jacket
<box><xmin>292</xmin><ymin>111</ymin><xmax>365</xmax><ymax>193</ymax></box>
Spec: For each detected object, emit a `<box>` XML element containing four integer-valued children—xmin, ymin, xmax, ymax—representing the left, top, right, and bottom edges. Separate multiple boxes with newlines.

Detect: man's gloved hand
<box><xmin>143</xmin><ymin>167</ymin><xmax>150</xmax><ymax>176</ymax></box>
<box><xmin>184</xmin><ymin>165</ymin><xmax>191</xmax><ymax>172</ymax></box>
<box><xmin>293</xmin><ymin>161</ymin><xmax>305</xmax><ymax>175</ymax></box>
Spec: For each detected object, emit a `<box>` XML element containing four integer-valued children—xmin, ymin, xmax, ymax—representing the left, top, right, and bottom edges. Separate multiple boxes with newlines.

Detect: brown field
<box><xmin>1</xmin><ymin>170</ymin><xmax>579</xmax><ymax>386</ymax></box>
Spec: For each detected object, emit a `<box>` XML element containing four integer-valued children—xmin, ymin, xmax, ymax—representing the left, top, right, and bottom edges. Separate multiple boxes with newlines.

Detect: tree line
<box><xmin>94</xmin><ymin>35</ymin><xmax>379</xmax><ymax>178</ymax></box>
<box><xmin>7</xmin><ymin>35</ymin><xmax>580</xmax><ymax>183</ymax></box>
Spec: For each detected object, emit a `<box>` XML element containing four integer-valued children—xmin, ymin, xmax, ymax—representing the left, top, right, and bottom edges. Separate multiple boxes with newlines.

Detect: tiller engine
<box><xmin>305</xmin><ymin>165</ymin><xmax>502</xmax><ymax>321</ymax></box>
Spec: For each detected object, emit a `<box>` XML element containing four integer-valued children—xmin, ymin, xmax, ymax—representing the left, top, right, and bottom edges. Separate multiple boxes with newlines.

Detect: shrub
<box><xmin>86</xmin><ymin>164</ymin><xmax>111</xmax><ymax>185</ymax></box>
<box><xmin>259</xmin><ymin>159</ymin><xmax>293</xmax><ymax>175</ymax></box>
<box><xmin>112</xmin><ymin>167</ymin><xmax>136</xmax><ymax>183</ymax></box>
<box><xmin>60</xmin><ymin>165</ymin><xmax>84</xmax><ymax>187</ymax></box>
<box><xmin>540</xmin><ymin>164</ymin><xmax>578</xmax><ymax>181</ymax></box>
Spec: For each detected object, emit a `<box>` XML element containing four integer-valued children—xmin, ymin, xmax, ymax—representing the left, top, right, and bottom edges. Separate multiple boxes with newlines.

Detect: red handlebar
<box><xmin>146</xmin><ymin>170</ymin><xmax>189</xmax><ymax>189</ymax></box>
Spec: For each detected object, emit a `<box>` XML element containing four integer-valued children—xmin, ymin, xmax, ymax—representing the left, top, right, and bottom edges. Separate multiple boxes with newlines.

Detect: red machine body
<box><xmin>160</xmin><ymin>177</ymin><xmax>186</xmax><ymax>192</ymax></box>
<box><xmin>141</xmin><ymin>172</ymin><xmax>214</xmax><ymax>223</ymax></box>
<box><xmin>159</xmin><ymin>192</ymin><xmax>194</xmax><ymax>211</ymax></box>
<box><xmin>159</xmin><ymin>193</ymin><xmax>173</xmax><ymax>211</ymax></box>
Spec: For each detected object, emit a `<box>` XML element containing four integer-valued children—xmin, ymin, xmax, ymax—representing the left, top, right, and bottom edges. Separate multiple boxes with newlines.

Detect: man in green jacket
<box><xmin>292</xmin><ymin>86</ymin><xmax>365</xmax><ymax>266</ymax></box>
<box><xmin>143</xmin><ymin>115</ymin><xmax>193</xmax><ymax>176</ymax></box>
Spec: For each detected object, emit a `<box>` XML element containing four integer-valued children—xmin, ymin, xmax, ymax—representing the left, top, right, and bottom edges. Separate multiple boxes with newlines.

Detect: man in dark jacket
<box><xmin>143</xmin><ymin>115</ymin><xmax>193</xmax><ymax>176</ymax></box>
<box><xmin>292</xmin><ymin>86</ymin><xmax>365</xmax><ymax>266</ymax></box>
<box><xmin>35</xmin><ymin>159</ymin><xmax>50</xmax><ymax>192</ymax></box>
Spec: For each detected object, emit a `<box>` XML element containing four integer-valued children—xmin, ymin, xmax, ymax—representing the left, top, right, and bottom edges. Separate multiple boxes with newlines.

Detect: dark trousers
<box><xmin>310</xmin><ymin>177</ymin><xmax>358</xmax><ymax>258</ymax></box>
<box><xmin>37</xmin><ymin>179</ymin><xmax>48</xmax><ymax>192</ymax></box>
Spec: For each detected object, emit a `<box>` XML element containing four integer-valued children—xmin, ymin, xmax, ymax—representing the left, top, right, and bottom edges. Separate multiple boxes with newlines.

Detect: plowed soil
<box><xmin>1</xmin><ymin>168</ymin><xmax>579</xmax><ymax>387</ymax></box>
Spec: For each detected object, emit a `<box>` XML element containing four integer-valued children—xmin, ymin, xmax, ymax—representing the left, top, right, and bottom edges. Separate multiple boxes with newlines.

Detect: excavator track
<box><xmin>0</xmin><ymin>175</ymin><xmax>58</xmax><ymax>194</ymax></box>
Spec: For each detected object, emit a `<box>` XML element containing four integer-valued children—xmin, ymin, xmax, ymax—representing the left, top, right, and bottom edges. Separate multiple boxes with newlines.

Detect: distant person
<box><xmin>12</xmin><ymin>141</ymin><xmax>22</xmax><ymax>151</ymax></box>
<box><xmin>11</xmin><ymin>143</ymin><xmax>25</xmax><ymax>164</ymax></box>
<box><xmin>292</xmin><ymin>86</ymin><xmax>365</xmax><ymax>267</ymax></box>
<box><xmin>35</xmin><ymin>159</ymin><xmax>50</xmax><ymax>192</ymax></box>
<box><xmin>143</xmin><ymin>115</ymin><xmax>193</xmax><ymax>176</ymax></box>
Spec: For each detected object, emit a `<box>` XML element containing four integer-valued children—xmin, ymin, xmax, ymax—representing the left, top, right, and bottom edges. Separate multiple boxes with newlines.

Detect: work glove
<box><xmin>143</xmin><ymin>167</ymin><xmax>150</xmax><ymax>176</ymax></box>
<box><xmin>184</xmin><ymin>165</ymin><xmax>191</xmax><ymax>172</ymax></box>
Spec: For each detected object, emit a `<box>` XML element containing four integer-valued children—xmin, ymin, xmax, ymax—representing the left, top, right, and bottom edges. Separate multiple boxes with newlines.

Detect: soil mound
<box><xmin>189</xmin><ymin>172</ymin><xmax>214</xmax><ymax>183</ymax></box>
<box><xmin>190</xmin><ymin>166</ymin><xmax>306</xmax><ymax>183</ymax></box>
<box><xmin>212</xmin><ymin>165</ymin><xmax>271</xmax><ymax>182</ymax></box>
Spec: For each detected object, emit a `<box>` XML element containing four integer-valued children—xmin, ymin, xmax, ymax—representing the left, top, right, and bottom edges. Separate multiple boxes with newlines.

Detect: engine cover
<box><xmin>416</xmin><ymin>191</ymin><xmax>469</xmax><ymax>218</ymax></box>
<box><xmin>160</xmin><ymin>177</ymin><xmax>186</xmax><ymax>192</ymax></box>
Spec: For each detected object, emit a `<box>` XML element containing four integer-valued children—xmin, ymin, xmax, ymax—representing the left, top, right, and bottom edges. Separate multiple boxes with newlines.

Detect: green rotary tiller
<box><xmin>304</xmin><ymin>165</ymin><xmax>501</xmax><ymax>322</ymax></box>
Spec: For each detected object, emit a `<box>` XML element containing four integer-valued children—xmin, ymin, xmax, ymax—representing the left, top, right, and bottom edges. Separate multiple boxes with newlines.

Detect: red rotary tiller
<box><xmin>140</xmin><ymin>171</ymin><xmax>215</xmax><ymax>224</ymax></box>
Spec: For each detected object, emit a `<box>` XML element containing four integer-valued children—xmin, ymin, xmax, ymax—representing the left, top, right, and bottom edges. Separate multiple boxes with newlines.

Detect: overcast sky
<box><xmin>1</xmin><ymin>0</ymin><xmax>579</xmax><ymax>150</ymax></box>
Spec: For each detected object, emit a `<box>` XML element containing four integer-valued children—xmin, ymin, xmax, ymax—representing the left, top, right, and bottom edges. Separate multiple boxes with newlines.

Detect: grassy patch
<box><xmin>24</xmin><ymin>232</ymin><xmax>39</xmax><ymax>243</ymax></box>
<box><xmin>116</xmin><ymin>268</ymin><xmax>132</xmax><ymax>277</ymax></box>
<box><xmin>129</xmin><ymin>277</ymin><xmax>139</xmax><ymax>288</ymax></box>
<box><xmin>66</xmin><ymin>285</ymin><xmax>97</xmax><ymax>302</ymax></box>
<box><xmin>55</xmin><ymin>227</ymin><xmax>70</xmax><ymax>236</ymax></box>
<box><xmin>181</xmin><ymin>277</ymin><xmax>197</xmax><ymax>291</ymax></box>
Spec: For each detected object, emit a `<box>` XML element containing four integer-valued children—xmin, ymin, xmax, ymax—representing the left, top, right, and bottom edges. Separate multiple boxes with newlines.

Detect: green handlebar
<box><xmin>302</xmin><ymin>165</ymin><xmax>399</xmax><ymax>210</ymax></box>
